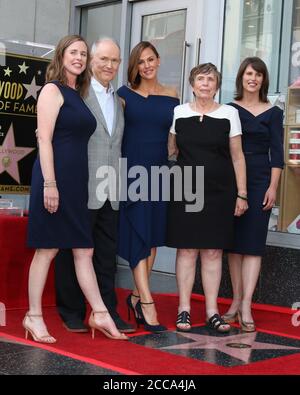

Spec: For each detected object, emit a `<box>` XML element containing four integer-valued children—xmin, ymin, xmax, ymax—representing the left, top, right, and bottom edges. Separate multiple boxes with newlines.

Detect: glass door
<box><xmin>80</xmin><ymin>1</ymin><xmax>122</xmax><ymax>88</ymax></box>
<box><xmin>130</xmin><ymin>0</ymin><xmax>203</xmax><ymax>274</ymax></box>
<box><xmin>131</xmin><ymin>0</ymin><xmax>203</xmax><ymax>104</ymax></box>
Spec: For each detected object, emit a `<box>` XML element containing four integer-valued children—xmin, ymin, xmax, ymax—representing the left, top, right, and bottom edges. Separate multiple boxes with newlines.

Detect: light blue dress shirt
<box><xmin>91</xmin><ymin>77</ymin><xmax>115</xmax><ymax>136</ymax></box>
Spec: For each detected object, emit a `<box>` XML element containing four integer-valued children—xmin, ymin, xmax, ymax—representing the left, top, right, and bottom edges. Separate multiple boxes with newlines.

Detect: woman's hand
<box><xmin>262</xmin><ymin>186</ymin><xmax>276</xmax><ymax>211</ymax></box>
<box><xmin>168</xmin><ymin>132</ymin><xmax>178</xmax><ymax>158</ymax></box>
<box><xmin>234</xmin><ymin>197</ymin><xmax>248</xmax><ymax>217</ymax></box>
<box><xmin>44</xmin><ymin>186</ymin><xmax>59</xmax><ymax>214</ymax></box>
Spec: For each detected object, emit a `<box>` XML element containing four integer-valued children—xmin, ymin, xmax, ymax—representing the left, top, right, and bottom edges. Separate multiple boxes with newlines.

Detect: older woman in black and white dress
<box><xmin>167</xmin><ymin>63</ymin><xmax>248</xmax><ymax>333</ymax></box>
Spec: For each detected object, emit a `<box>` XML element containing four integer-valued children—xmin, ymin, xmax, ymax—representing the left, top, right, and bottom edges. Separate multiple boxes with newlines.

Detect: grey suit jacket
<box><xmin>85</xmin><ymin>85</ymin><xmax>124</xmax><ymax>210</ymax></box>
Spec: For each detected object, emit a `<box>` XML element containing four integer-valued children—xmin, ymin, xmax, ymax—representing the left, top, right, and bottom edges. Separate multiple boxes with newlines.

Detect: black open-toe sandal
<box><xmin>176</xmin><ymin>311</ymin><xmax>191</xmax><ymax>332</ymax></box>
<box><xmin>207</xmin><ymin>314</ymin><xmax>230</xmax><ymax>333</ymax></box>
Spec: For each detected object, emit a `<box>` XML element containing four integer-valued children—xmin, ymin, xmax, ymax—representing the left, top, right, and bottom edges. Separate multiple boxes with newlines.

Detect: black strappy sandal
<box><xmin>207</xmin><ymin>313</ymin><xmax>231</xmax><ymax>333</ymax></box>
<box><xmin>176</xmin><ymin>311</ymin><xmax>191</xmax><ymax>332</ymax></box>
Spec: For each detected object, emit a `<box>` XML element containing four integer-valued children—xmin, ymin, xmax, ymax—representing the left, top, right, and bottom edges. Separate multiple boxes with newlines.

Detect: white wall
<box><xmin>0</xmin><ymin>0</ymin><xmax>71</xmax><ymax>46</ymax></box>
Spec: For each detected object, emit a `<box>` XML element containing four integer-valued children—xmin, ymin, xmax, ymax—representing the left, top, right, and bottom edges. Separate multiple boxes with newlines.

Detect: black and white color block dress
<box><xmin>166</xmin><ymin>103</ymin><xmax>242</xmax><ymax>249</ymax></box>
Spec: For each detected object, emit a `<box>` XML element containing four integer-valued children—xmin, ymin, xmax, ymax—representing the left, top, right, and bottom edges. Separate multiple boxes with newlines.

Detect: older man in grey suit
<box><xmin>55</xmin><ymin>38</ymin><xmax>134</xmax><ymax>333</ymax></box>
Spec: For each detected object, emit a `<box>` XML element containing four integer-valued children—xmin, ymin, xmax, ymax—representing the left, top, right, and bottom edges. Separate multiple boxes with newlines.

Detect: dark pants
<box><xmin>55</xmin><ymin>200</ymin><xmax>119</xmax><ymax>323</ymax></box>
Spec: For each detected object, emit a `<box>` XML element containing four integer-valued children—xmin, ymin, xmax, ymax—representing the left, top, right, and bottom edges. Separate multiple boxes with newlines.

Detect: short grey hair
<box><xmin>91</xmin><ymin>36</ymin><xmax>121</xmax><ymax>56</ymax></box>
<box><xmin>189</xmin><ymin>63</ymin><xmax>222</xmax><ymax>90</ymax></box>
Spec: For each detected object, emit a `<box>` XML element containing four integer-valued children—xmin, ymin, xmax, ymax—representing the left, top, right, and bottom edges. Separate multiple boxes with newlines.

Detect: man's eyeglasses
<box><xmin>98</xmin><ymin>57</ymin><xmax>121</xmax><ymax>67</ymax></box>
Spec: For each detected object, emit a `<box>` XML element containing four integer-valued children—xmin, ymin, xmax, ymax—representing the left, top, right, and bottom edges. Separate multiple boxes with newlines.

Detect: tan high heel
<box><xmin>221</xmin><ymin>311</ymin><xmax>239</xmax><ymax>324</ymax></box>
<box><xmin>237</xmin><ymin>311</ymin><xmax>256</xmax><ymax>332</ymax></box>
<box><xmin>88</xmin><ymin>311</ymin><xmax>128</xmax><ymax>340</ymax></box>
<box><xmin>22</xmin><ymin>313</ymin><xmax>57</xmax><ymax>344</ymax></box>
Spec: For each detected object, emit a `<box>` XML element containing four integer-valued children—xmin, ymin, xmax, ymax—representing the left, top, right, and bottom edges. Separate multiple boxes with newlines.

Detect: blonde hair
<box><xmin>46</xmin><ymin>35</ymin><xmax>91</xmax><ymax>97</ymax></box>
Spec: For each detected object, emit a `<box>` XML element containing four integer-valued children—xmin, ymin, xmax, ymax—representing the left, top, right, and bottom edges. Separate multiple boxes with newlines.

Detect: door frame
<box><xmin>70</xmin><ymin>0</ymin><xmax>225</xmax><ymax>94</ymax></box>
<box><xmin>131</xmin><ymin>0</ymin><xmax>204</xmax><ymax>103</ymax></box>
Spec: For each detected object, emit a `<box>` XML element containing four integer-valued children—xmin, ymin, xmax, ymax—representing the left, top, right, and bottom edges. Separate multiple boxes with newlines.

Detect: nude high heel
<box><xmin>237</xmin><ymin>311</ymin><xmax>256</xmax><ymax>332</ymax></box>
<box><xmin>22</xmin><ymin>313</ymin><xmax>57</xmax><ymax>344</ymax></box>
<box><xmin>221</xmin><ymin>311</ymin><xmax>239</xmax><ymax>324</ymax></box>
<box><xmin>88</xmin><ymin>311</ymin><xmax>128</xmax><ymax>340</ymax></box>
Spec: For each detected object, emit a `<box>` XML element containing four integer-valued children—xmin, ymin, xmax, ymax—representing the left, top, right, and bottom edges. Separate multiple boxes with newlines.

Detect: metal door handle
<box><xmin>180</xmin><ymin>40</ymin><xmax>190</xmax><ymax>104</ymax></box>
<box><xmin>195</xmin><ymin>38</ymin><xmax>201</xmax><ymax>66</ymax></box>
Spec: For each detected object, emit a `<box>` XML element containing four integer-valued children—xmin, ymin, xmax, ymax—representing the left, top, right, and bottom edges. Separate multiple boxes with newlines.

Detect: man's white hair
<box><xmin>91</xmin><ymin>37</ymin><xmax>121</xmax><ymax>56</ymax></box>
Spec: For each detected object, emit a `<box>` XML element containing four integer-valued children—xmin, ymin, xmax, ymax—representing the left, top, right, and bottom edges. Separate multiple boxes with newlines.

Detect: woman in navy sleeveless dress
<box><xmin>28</xmin><ymin>82</ymin><xmax>94</xmax><ymax>248</ymax></box>
<box><xmin>222</xmin><ymin>58</ymin><xmax>284</xmax><ymax>331</ymax></box>
<box><xmin>118</xmin><ymin>42</ymin><xmax>179</xmax><ymax>332</ymax></box>
<box><xmin>24</xmin><ymin>35</ymin><xmax>127</xmax><ymax>344</ymax></box>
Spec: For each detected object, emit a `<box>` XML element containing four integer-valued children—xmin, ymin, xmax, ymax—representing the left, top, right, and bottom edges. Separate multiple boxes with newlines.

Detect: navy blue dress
<box><xmin>117</xmin><ymin>85</ymin><xmax>179</xmax><ymax>268</ymax></box>
<box><xmin>28</xmin><ymin>82</ymin><xmax>97</xmax><ymax>248</ymax></box>
<box><xmin>228</xmin><ymin>103</ymin><xmax>284</xmax><ymax>256</ymax></box>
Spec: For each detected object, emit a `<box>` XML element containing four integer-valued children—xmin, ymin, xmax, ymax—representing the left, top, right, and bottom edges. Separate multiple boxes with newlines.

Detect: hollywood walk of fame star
<box><xmin>3</xmin><ymin>67</ymin><xmax>12</xmax><ymax>77</ymax></box>
<box><xmin>0</xmin><ymin>123</ymin><xmax>35</xmax><ymax>183</ymax></box>
<box><xmin>23</xmin><ymin>76</ymin><xmax>42</xmax><ymax>100</ymax></box>
<box><xmin>161</xmin><ymin>331</ymin><xmax>300</xmax><ymax>364</ymax></box>
<box><xmin>18</xmin><ymin>61</ymin><xmax>29</xmax><ymax>75</ymax></box>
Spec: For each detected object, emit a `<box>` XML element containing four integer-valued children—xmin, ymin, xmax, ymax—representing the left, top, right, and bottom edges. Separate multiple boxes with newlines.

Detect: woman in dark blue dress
<box><xmin>118</xmin><ymin>42</ymin><xmax>179</xmax><ymax>332</ymax></box>
<box><xmin>222</xmin><ymin>57</ymin><xmax>284</xmax><ymax>331</ymax></box>
<box><xmin>25</xmin><ymin>35</ymin><xmax>127</xmax><ymax>343</ymax></box>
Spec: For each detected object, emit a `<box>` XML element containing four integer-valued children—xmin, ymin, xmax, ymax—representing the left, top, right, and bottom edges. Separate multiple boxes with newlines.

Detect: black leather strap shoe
<box><xmin>62</xmin><ymin>320</ymin><xmax>89</xmax><ymax>333</ymax></box>
<box><xmin>113</xmin><ymin>316</ymin><xmax>136</xmax><ymax>333</ymax></box>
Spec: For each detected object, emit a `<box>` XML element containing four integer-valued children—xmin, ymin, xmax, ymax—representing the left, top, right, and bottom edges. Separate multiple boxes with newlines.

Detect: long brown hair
<box><xmin>235</xmin><ymin>57</ymin><xmax>269</xmax><ymax>102</ymax></box>
<box><xmin>46</xmin><ymin>35</ymin><xmax>91</xmax><ymax>97</ymax></box>
<box><xmin>127</xmin><ymin>41</ymin><xmax>160</xmax><ymax>89</ymax></box>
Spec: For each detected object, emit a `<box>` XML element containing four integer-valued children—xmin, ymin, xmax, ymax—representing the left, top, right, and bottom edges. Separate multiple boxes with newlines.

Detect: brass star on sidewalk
<box><xmin>18</xmin><ymin>61</ymin><xmax>29</xmax><ymax>74</ymax></box>
<box><xmin>161</xmin><ymin>331</ymin><xmax>300</xmax><ymax>364</ymax></box>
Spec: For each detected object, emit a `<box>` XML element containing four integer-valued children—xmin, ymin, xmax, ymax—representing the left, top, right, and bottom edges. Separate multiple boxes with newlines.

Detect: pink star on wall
<box><xmin>0</xmin><ymin>123</ymin><xmax>35</xmax><ymax>183</ymax></box>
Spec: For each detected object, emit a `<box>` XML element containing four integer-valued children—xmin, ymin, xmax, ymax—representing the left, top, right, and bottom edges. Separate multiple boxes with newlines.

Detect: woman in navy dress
<box><xmin>118</xmin><ymin>42</ymin><xmax>179</xmax><ymax>332</ymax></box>
<box><xmin>222</xmin><ymin>57</ymin><xmax>284</xmax><ymax>331</ymax></box>
<box><xmin>25</xmin><ymin>35</ymin><xmax>127</xmax><ymax>343</ymax></box>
